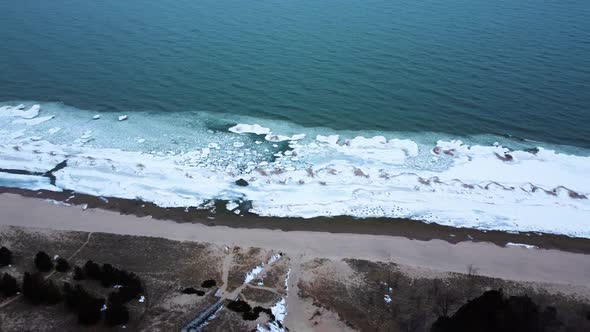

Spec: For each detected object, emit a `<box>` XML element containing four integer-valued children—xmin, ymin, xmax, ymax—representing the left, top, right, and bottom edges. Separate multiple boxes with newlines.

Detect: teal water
<box><xmin>1</xmin><ymin>0</ymin><xmax>589</xmax><ymax>148</ymax></box>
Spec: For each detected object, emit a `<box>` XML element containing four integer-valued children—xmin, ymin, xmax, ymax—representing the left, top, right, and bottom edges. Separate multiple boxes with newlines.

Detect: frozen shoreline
<box><xmin>1</xmin><ymin>103</ymin><xmax>590</xmax><ymax>238</ymax></box>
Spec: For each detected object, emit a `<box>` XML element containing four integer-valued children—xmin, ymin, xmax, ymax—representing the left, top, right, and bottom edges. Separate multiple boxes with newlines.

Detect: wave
<box><xmin>1</xmin><ymin>102</ymin><xmax>590</xmax><ymax>238</ymax></box>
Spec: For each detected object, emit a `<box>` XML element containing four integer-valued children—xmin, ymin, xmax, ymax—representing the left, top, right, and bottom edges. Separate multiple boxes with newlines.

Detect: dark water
<box><xmin>1</xmin><ymin>0</ymin><xmax>589</xmax><ymax>147</ymax></box>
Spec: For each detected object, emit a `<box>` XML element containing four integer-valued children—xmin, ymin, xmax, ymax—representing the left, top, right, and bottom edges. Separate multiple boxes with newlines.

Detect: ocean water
<box><xmin>1</xmin><ymin>0</ymin><xmax>590</xmax><ymax>237</ymax></box>
<box><xmin>1</xmin><ymin>0</ymin><xmax>590</xmax><ymax>147</ymax></box>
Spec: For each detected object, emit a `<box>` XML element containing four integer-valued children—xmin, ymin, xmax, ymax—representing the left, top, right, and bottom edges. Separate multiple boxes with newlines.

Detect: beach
<box><xmin>1</xmin><ymin>192</ymin><xmax>590</xmax><ymax>330</ymax></box>
<box><xmin>1</xmin><ymin>0</ymin><xmax>590</xmax><ymax>329</ymax></box>
<box><xmin>1</xmin><ymin>193</ymin><xmax>589</xmax><ymax>286</ymax></box>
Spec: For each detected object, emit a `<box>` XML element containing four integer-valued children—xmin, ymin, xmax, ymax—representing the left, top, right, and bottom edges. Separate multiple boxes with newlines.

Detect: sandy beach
<box><xmin>1</xmin><ymin>193</ymin><xmax>589</xmax><ymax>287</ymax></box>
<box><xmin>2</xmin><ymin>192</ymin><xmax>590</xmax><ymax>331</ymax></box>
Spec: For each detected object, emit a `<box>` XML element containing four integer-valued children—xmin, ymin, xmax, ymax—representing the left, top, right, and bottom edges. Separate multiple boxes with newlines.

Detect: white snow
<box><xmin>0</xmin><ymin>104</ymin><xmax>40</xmax><ymax>119</ymax></box>
<box><xmin>265</xmin><ymin>133</ymin><xmax>305</xmax><ymax>142</ymax></box>
<box><xmin>138</xmin><ymin>295</ymin><xmax>145</xmax><ymax>303</ymax></box>
<box><xmin>81</xmin><ymin>131</ymin><xmax>93</xmax><ymax>139</ymax></box>
<box><xmin>12</xmin><ymin>115</ymin><xmax>54</xmax><ymax>126</ymax></box>
<box><xmin>316</xmin><ymin>134</ymin><xmax>340</xmax><ymax>145</ymax></box>
<box><xmin>45</xmin><ymin>199</ymin><xmax>71</xmax><ymax>207</ymax></box>
<box><xmin>257</xmin><ymin>298</ymin><xmax>288</xmax><ymax>332</ymax></box>
<box><xmin>267</xmin><ymin>253</ymin><xmax>282</xmax><ymax>265</ymax></box>
<box><xmin>0</xmin><ymin>173</ymin><xmax>60</xmax><ymax>191</ymax></box>
<box><xmin>245</xmin><ymin>265</ymin><xmax>264</xmax><ymax>284</ymax></box>
<box><xmin>48</xmin><ymin>127</ymin><xmax>61</xmax><ymax>135</ymax></box>
<box><xmin>2</xmin><ymin>103</ymin><xmax>590</xmax><ymax>238</ymax></box>
<box><xmin>226</xmin><ymin>202</ymin><xmax>239</xmax><ymax>211</ymax></box>
<box><xmin>93</xmin><ymin>114</ymin><xmax>101</xmax><ymax>120</ymax></box>
<box><xmin>284</xmin><ymin>269</ymin><xmax>291</xmax><ymax>291</ymax></box>
<box><xmin>229</xmin><ymin>124</ymin><xmax>272</xmax><ymax>135</ymax></box>
<box><xmin>384</xmin><ymin>295</ymin><xmax>392</xmax><ymax>304</ymax></box>
<box><xmin>506</xmin><ymin>242</ymin><xmax>538</xmax><ymax>249</ymax></box>
<box><xmin>118</xmin><ymin>115</ymin><xmax>128</xmax><ymax>121</ymax></box>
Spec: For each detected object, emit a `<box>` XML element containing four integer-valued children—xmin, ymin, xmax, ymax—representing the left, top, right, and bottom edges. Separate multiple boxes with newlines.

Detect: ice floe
<box><xmin>229</xmin><ymin>123</ymin><xmax>271</xmax><ymax>135</ymax></box>
<box><xmin>2</xmin><ymin>103</ymin><xmax>590</xmax><ymax>238</ymax></box>
<box><xmin>12</xmin><ymin>115</ymin><xmax>54</xmax><ymax>126</ymax></box>
<box><xmin>0</xmin><ymin>104</ymin><xmax>40</xmax><ymax>119</ymax></box>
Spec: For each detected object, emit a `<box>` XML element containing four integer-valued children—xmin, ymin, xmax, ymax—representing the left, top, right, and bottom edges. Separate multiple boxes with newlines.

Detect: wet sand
<box><xmin>1</xmin><ymin>193</ymin><xmax>589</xmax><ymax>287</ymax></box>
<box><xmin>2</xmin><ymin>186</ymin><xmax>590</xmax><ymax>254</ymax></box>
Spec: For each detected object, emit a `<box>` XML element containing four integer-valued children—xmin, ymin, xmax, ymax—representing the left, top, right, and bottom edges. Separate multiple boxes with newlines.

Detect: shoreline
<box><xmin>1</xmin><ymin>192</ymin><xmax>589</xmax><ymax>287</ymax></box>
<box><xmin>1</xmin><ymin>186</ymin><xmax>590</xmax><ymax>255</ymax></box>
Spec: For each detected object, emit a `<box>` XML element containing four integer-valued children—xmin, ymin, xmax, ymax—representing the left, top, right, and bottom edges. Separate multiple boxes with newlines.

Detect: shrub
<box><xmin>0</xmin><ymin>247</ymin><xmax>12</xmax><ymax>266</ymax></box>
<box><xmin>62</xmin><ymin>283</ymin><xmax>104</xmax><ymax>325</ymax></box>
<box><xmin>112</xmin><ymin>271</ymin><xmax>143</xmax><ymax>303</ymax></box>
<box><xmin>201</xmin><ymin>279</ymin><xmax>216</xmax><ymax>288</ymax></box>
<box><xmin>73</xmin><ymin>266</ymin><xmax>85</xmax><ymax>280</ymax></box>
<box><xmin>431</xmin><ymin>289</ymin><xmax>562</xmax><ymax>332</ymax></box>
<box><xmin>34</xmin><ymin>251</ymin><xmax>53</xmax><ymax>272</ymax></box>
<box><xmin>182</xmin><ymin>287</ymin><xmax>198</xmax><ymax>294</ymax></box>
<box><xmin>44</xmin><ymin>280</ymin><xmax>63</xmax><ymax>304</ymax></box>
<box><xmin>243</xmin><ymin>310</ymin><xmax>259</xmax><ymax>320</ymax></box>
<box><xmin>227</xmin><ymin>300</ymin><xmax>252</xmax><ymax>313</ymax></box>
<box><xmin>22</xmin><ymin>272</ymin><xmax>62</xmax><ymax>305</ymax></box>
<box><xmin>83</xmin><ymin>260</ymin><xmax>101</xmax><ymax>280</ymax></box>
<box><xmin>1</xmin><ymin>273</ymin><xmax>19</xmax><ymax>297</ymax></box>
<box><xmin>78</xmin><ymin>296</ymin><xmax>104</xmax><ymax>325</ymax></box>
<box><xmin>55</xmin><ymin>258</ymin><xmax>70</xmax><ymax>272</ymax></box>
<box><xmin>22</xmin><ymin>272</ymin><xmax>38</xmax><ymax>303</ymax></box>
<box><xmin>63</xmin><ymin>282</ymin><xmax>83</xmax><ymax>309</ymax></box>
<box><xmin>105</xmin><ymin>298</ymin><xmax>129</xmax><ymax>326</ymax></box>
<box><xmin>254</xmin><ymin>306</ymin><xmax>275</xmax><ymax>321</ymax></box>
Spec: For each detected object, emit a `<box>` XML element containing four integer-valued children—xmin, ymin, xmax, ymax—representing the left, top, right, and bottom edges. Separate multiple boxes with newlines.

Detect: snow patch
<box><xmin>506</xmin><ymin>242</ymin><xmax>538</xmax><ymax>249</ymax></box>
<box><xmin>12</xmin><ymin>115</ymin><xmax>54</xmax><ymax>126</ymax></box>
<box><xmin>267</xmin><ymin>253</ymin><xmax>282</xmax><ymax>265</ymax></box>
<box><xmin>48</xmin><ymin>127</ymin><xmax>61</xmax><ymax>135</ymax></box>
<box><xmin>0</xmin><ymin>104</ymin><xmax>40</xmax><ymax>119</ymax></box>
<box><xmin>245</xmin><ymin>265</ymin><xmax>264</xmax><ymax>284</ymax></box>
<box><xmin>229</xmin><ymin>124</ymin><xmax>271</xmax><ymax>135</ymax></box>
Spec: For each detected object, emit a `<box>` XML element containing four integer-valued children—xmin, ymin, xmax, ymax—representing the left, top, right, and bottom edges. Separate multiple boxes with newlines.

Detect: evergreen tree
<box><xmin>1</xmin><ymin>273</ymin><xmax>19</xmax><ymax>297</ymax></box>
<box><xmin>73</xmin><ymin>266</ymin><xmax>85</xmax><ymax>280</ymax></box>
<box><xmin>34</xmin><ymin>251</ymin><xmax>53</xmax><ymax>272</ymax></box>
<box><xmin>105</xmin><ymin>294</ymin><xmax>130</xmax><ymax>326</ymax></box>
<box><xmin>55</xmin><ymin>257</ymin><xmax>70</xmax><ymax>272</ymax></box>
<box><xmin>83</xmin><ymin>260</ymin><xmax>101</xmax><ymax>280</ymax></box>
<box><xmin>0</xmin><ymin>247</ymin><xmax>12</xmax><ymax>267</ymax></box>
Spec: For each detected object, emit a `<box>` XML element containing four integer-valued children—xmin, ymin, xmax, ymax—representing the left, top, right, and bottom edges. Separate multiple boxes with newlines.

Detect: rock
<box><xmin>93</xmin><ymin>114</ymin><xmax>101</xmax><ymax>120</ymax></box>
<box><xmin>235</xmin><ymin>179</ymin><xmax>248</xmax><ymax>187</ymax></box>
<box><xmin>118</xmin><ymin>115</ymin><xmax>128</xmax><ymax>121</ymax></box>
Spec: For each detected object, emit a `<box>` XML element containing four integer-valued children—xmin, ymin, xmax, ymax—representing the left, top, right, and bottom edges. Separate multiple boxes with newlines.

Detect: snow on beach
<box><xmin>1</xmin><ymin>103</ymin><xmax>590</xmax><ymax>238</ymax></box>
<box><xmin>506</xmin><ymin>242</ymin><xmax>539</xmax><ymax>249</ymax></box>
<box><xmin>245</xmin><ymin>265</ymin><xmax>264</xmax><ymax>284</ymax></box>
